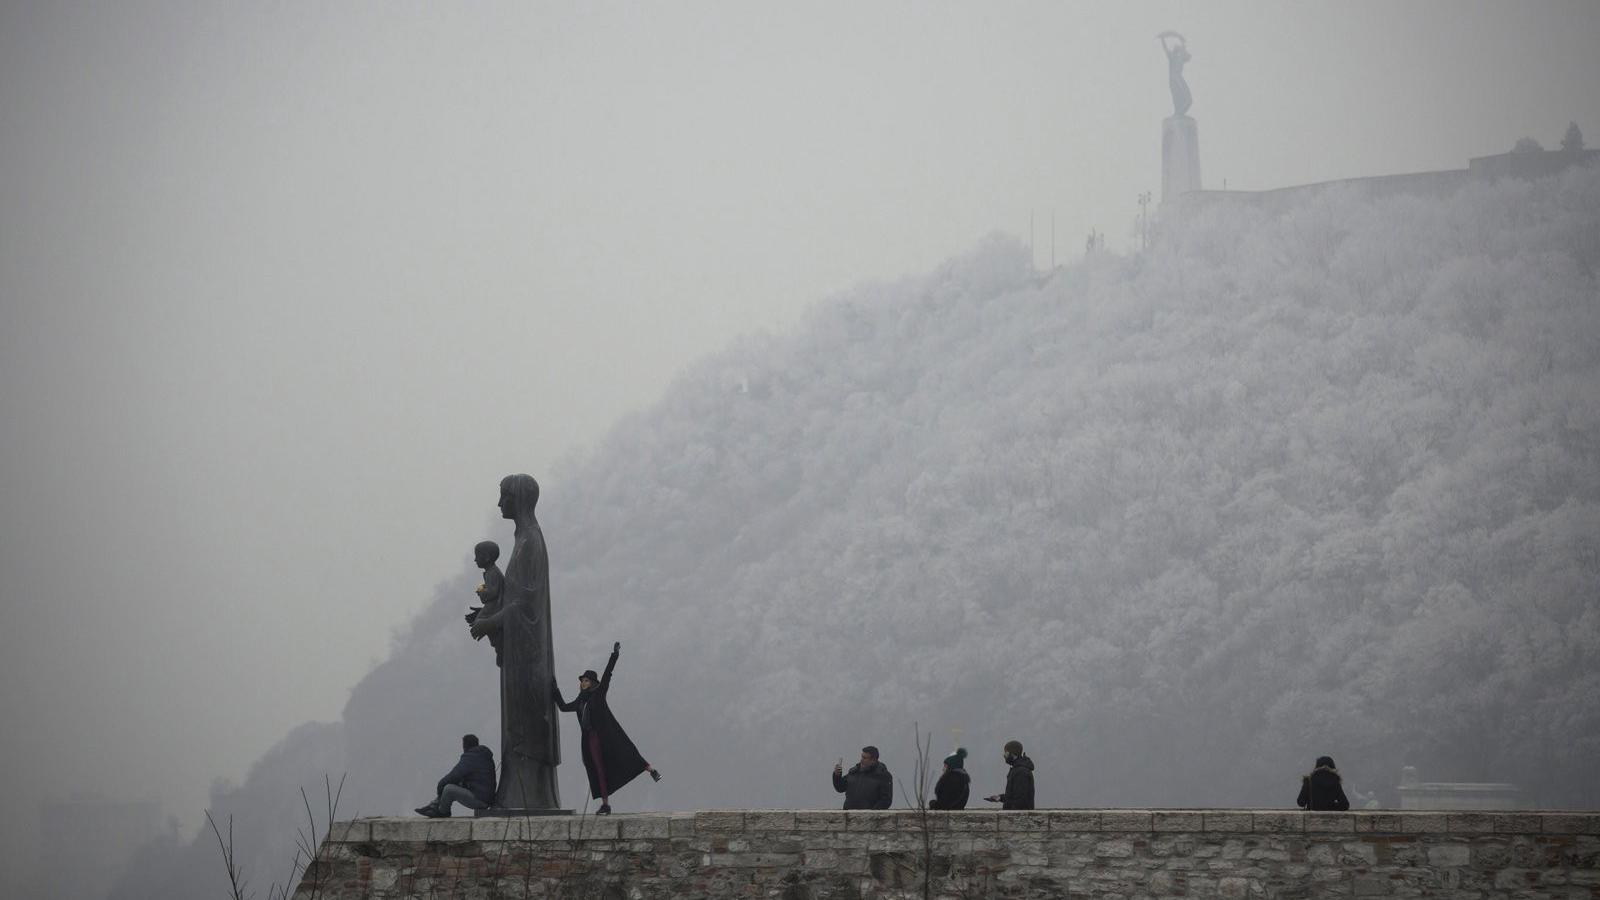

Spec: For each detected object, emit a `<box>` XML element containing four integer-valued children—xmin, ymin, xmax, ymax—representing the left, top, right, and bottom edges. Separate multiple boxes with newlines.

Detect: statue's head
<box><xmin>473</xmin><ymin>540</ymin><xmax>500</xmax><ymax>568</ymax></box>
<box><xmin>498</xmin><ymin>474</ymin><xmax>541</xmax><ymax>522</ymax></box>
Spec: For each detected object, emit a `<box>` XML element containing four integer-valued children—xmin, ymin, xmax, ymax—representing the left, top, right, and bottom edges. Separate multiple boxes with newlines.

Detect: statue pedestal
<box><xmin>1162</xmin><ymin>115</ymin><xmax>1202</xmax><ymax>203</ymax></box>
<box><xmin>474</xmin><ymin>808</ymin><xmax>575</xmax><ymax>817</ymax></box>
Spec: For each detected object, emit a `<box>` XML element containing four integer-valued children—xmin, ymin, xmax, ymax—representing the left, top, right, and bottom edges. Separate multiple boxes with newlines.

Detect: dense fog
<box><xmin>111</xmin><ymin>168</ymin><xmax>1600</xmax><ymax>898</ymax></box>
<box><xmin>6</xmin><ymin>4</ymin><xmax>1600</xmax><ymax>898</ymax></box>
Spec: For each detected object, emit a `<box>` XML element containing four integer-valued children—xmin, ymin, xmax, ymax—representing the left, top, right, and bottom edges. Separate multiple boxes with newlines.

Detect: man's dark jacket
<box><xmin>833</xmin><ymin>761</ymin><xmax>894</xmax><ymax>809</ymax></box>
<box><xmin>1001</xmin><ymin>754</ymin><xmax>1035</xmax><ymax>810</ymax></box>
<box><xmin>552</xmin><ymin>646</ymin><xmax>650</xmax><ymax>800</ymax></box>
<box><xmin>438</xmin><ymin>745</ymin><xmax>497</xmax><ymax>805</ymax></box>
<box><xmin>929</xmin><ymin>768</ymin><xmax>970</xmax><ymax>810</ymax></box>
<box><xmin>1296</xmin><ymin>766</ymin><xmax>1350</xmax><ymax>811</ymax></box>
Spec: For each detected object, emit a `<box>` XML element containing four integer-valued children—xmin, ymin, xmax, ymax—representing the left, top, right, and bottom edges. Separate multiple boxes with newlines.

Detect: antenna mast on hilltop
<box><xmin>1029</xmin><ymin>209</ymin><xmax>1035</xmax><ymax>271</ymax></box>
<box><xmin>1138</xmin><ymin>191</ymin><xmax>1152</xmax><ymax>251</ymax></box>
<box><xmin>1051</xmin><ymin>209</ymin><xmax>1057</xmax><ymax>269</ymax></box>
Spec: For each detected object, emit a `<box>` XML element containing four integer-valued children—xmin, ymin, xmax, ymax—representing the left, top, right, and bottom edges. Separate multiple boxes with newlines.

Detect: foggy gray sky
<box><xmin>2</xmin><ymin>0</ymin><xmax>1597</xmax><ymax>876</ymax></box>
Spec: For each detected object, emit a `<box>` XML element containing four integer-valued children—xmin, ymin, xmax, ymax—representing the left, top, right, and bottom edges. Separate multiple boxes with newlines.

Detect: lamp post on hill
<box><xmin>1138</xmin><ymin>191</ymin><xmax>1153</xmax><ymax>252</ymax></box>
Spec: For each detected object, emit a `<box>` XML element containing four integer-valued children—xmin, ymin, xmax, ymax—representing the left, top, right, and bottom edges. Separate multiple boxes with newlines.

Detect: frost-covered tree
<box><xmin>1562</xmin><ymin>121</ymin><xmax>1584</xmax><ymax>153</ymax></box>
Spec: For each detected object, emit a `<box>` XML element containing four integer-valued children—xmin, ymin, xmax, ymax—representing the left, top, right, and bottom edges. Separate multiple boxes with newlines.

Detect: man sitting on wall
<box><xmin>416</xmin><ymin>734</ymin><xmax>497</xmax><ymax>817</ymax></box>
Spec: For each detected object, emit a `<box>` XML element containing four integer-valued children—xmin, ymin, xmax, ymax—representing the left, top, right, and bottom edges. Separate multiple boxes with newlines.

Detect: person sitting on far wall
<box><xmin>984</xmin><ymin>739</ymin><xmax>1035</xmax><ymax>810</ymax></box>
<box><xmin>1297</xmin><ymin>756</ymin><xmax>1350</xmax><ymax>811</ymax></box>
<box><xmin>929</xmin><ymin>747</ymin><xmax>970</xmax><ymax>810</ymax></box>
<box><xmin>833</xmin><ymin>746</ymin><xmax>894</xmax><ymax>809</ymax></box>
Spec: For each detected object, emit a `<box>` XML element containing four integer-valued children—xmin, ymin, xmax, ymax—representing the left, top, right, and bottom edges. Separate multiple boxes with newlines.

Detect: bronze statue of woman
<box><xmin>470</xmin><ymin>474</ymin><xmax>561</xmax><ymax>808</ymax></box>
<box><xmin>1158</xmin><ymin>31</ymin><xmax>1192</xmax><ymax>117</ymax></box>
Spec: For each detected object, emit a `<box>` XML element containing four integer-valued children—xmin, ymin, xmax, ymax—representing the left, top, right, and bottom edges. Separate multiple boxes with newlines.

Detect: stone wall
<box><xmin>1176</xmin><ymin>169</ymin><xmax>1471</xmax><ymax>213</ymax></box>
<box><xmin>1174</xmin><ymin>154</ymin><xmax>1596</xmax><ymax>213</ymax></box>
<box><xmin>296</xmin><ymin>809</ymin><xmax>1599</xmax><ymax>899</ymax></box>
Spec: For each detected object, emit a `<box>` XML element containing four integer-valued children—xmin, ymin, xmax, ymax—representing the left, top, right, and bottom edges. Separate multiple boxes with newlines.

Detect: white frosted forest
<box><xmin>113</xmin><ymin>168</ymin><xmax>1600</xmax><ymax>898</ymax></box>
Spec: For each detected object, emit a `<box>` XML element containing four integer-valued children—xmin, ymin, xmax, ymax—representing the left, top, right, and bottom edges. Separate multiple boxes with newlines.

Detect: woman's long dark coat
<box><xmin>553</xmin><ymin>647</ymin><xmax>649</xmax><ymax>801</ymax></box>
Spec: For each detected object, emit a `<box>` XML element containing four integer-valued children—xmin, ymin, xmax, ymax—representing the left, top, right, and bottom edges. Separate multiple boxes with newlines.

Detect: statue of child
<box><xmin>464</xmin><ymin>540</ymin><xmax>505</xmax><ymax>666</ymax></box>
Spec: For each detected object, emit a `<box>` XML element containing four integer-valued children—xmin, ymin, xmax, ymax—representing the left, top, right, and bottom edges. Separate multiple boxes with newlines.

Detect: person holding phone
<box><xmin>983</xmin><ymin>740</ymin><xmax>1035</xmax><ymax>810</ymax></box>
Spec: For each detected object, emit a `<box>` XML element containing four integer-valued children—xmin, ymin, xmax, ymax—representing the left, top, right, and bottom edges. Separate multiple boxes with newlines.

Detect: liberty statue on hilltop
<box><xmin>1157</xmin><ymin>31</ymin><xmax>1201</xmax><ymax>202</ymax></box>
<box><xmin>1158</xmin><ymin>31</ymin><xmax>1192</xmax><ymax>116</ymax></box>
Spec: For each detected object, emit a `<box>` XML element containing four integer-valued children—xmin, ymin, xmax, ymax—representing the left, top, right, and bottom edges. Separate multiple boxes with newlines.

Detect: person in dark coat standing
<box><xmin>415</xmin><ymin>734</ymin><xmax>497</xmax><ymax>817</ymax></box>
<box><xmin>1296</xmin><ymin>756</ymin><xmax>1350</xmax><ymax>811</ymax></box>
<box><xmin>551</xmin><ymin>642</ymin><xmax>659</xmax><ymax>815</ymax></box>
<box><xmin>984</xmin><ymin>740</ymin><xmax>1035</xmax><ymax>810</ymax></box>
<box><xmin>833</xmin><ymin>746</ymin><xmax>894</xmax><ymax>809</ymax></box>
<box><xmin>929</xmin><ymin>748</ymin><xmax>970</xmax><ymax>810</ymax></box>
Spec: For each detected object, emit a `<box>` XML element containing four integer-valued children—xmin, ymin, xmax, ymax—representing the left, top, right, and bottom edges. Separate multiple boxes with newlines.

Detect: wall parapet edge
<box><xmin>326</xmin><ymin>807</ymin><xmax>1598</xmax><ymax>841</ymax></box>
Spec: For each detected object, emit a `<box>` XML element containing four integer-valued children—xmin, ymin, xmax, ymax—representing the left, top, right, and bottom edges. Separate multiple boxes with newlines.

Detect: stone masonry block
<box><xmin>1352</xmin><ymin>873</ymin><xmax>1393</xmax><ymax>896</ymax></box>
<box><xmin>1427</xmin><ymin>843</ymin><xmax>1472</xmax><ymax>867</ymax></box>
<box><xmin>1205</xmin><ymin>813</ymin><xmax>1253</xmax><ymax>833</ymax></box>
<box><xmin>1490</xmin><ymin>813</ymin><xmax>1545</xmax><ymax>834</ymax></box>
<box><xmin>1339</xmin><ymin>840</ymin><xmax>1379</xmax><ymax>865</ymax></box>
<box><xmin>1543</xmin><ymin>814</ymin><xmax>1600</xmax><ymax>835</ymax></box>
<box><xmin>1401</xmin><ymin>813</ymin><xmax>1450</xmax><ymax>834</ymax></box>
<box><xmin>480</xmin><ymin>815</ymin><xmax>573</xmax><ymax>842</ymax></box>
<box><xmin>845</xmin><ymin>811</ymin><xmax>898</xmax><ymax>832</ymax></box>
<box><xmin>1445</xmin><ymin>813</ymin><xmax>1498</xmax><ymax>833</ymax></box>
<box><xmin>328</xmin><ymin>819</ymin><xmax>370</xmax><ymax>843</ymax></box>
<box><xmin>710</xmin><ymin>851</ymin><xmax>802</xmax><ymax>868</ymax></box>
<box><xmin>743</xmin><ymin>810</ymin><xmax>796</xmax><ymax>831</ymax></box>
<box><xmin>1218</xmin><ymin>876</ymin><xmax>1253</xmax><ymax>899</ymax></box>
<box><xmin>619</xmin><ymin>816</ymin><xmax>672</xmax><ymax>839</ymax></box>
<box><xmin>468</xmin><ymin>816</ymin><xmax>516</xmax><ymax>843</ymax></box>
<box><xmin>940</xmin><ymin>811</ymin><xmax>998</xmax><ymax>831</ymax></box>
<box><xmin>369</xmin><ymin>817</ymin><xmax>472</xmax><ymax>843</ymax></box>
<box><xmin>1252</xmin><ymin>812</ymin><xmax>1304</xmax><ymax>833</ymax></box>
<box><xmin>667</xmin><ymin>812</ymin><xmax>697</xmax><ymax>837</ymax></box>
<box><xmin>1095</xmin><ymin>838</ymin><xmax>1136</xmax><ymax>858</ymax></box>
<box><xmin>862</xmin><ymin>833</ymin><xmax>903</xmax><ymax>854</ymax></box>
<box><xmin>1048</xmin><ymin>811</ymin><xmax>1101</xmax><ymax>832</ymax></box>
<box><xmin>570</xmin><ymin>816</ymin><xmax>620</xmax><ymax>840</ymax></box>
<box><xmin>1154</xmin><ymin>811</ymin><xmax>1205</xmax><ymax>833</ymax></box>
<box><xmin>694</xmin><ymin>811</ymin><xmax>746</xmax><ymax>833</ymax></box>
<box><xmin>1305</xmin><ymin>813</ymin><xmax>1355</xmax><ymax>834</ymax></box>
<box><xmin>1354</xmin><ymin>813</ymin><xmax>1405</xmax><ymax>834</ymax></box>
<box><xmin>801</xmin><ymin>849</ymin><xmax>867</xmax><ymax>874</ymax></box>
<box><xmin>800</xmin><ymin>848</ymin><xmax>845</xmax><ymax>869</ymax></box>
<box><xmin>791</xmin><ymin>810</ymin><xmax>846</xmax><ymax>831</ymax></box>
<box><xmin>468</xmin><ymin>816</ymin><xmax>514</xmax><ymax>842</ymax></box>
<box><xmin>1101</xmin><ymin>811</ymin><xmax>1154</xmax><ymax>832</ymax></box>
<box><xmin>999</xmin><ymin>811</ymin><xmax>1051</xmax><ymax>832</ymax></box>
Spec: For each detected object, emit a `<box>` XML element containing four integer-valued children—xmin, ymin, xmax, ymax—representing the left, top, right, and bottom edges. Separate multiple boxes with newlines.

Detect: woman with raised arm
<box><xmin>552</xmin><ymin>641</ymin><xmax>661</xmax><ymax>814</ymax></box>
<box><xmin>1158</xmin><ymin>31</ymin><xmax>1193</xmax><ymax>117</ymax></box>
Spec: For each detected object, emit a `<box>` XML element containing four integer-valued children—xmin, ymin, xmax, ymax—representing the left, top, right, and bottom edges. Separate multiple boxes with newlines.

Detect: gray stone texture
<box><xmin>1161</xmin><ymin>114</ymin><xmax>1202</xmax><ymax>202</ymax></box>
<box><xmin>293</xmin><ymin>809</ymin><xmax>1600</xmax><ymax>899</ymax></box>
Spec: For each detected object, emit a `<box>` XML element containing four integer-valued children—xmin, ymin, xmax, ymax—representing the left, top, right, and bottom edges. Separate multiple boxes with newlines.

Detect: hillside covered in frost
<box><xmin>550</xmin><ymin>168</ymin><xmax>1600</xmax><ymax>810</ymax></box>
<box><xmin>115</xmin><ymin>168</ymin><xmax>1600</xmax><ymax>897</ymax></box>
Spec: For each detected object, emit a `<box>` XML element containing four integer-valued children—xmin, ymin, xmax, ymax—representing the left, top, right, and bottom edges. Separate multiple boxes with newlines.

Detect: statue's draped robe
<box><xmin>1167</xmin><ymin>48</ymin><xmax>1192</xmax><ymax>117</ymax></box>
<box><xmin>496</xmin><ymin>502</ymin><xmax>561</xmax><ymax>808</ymax></box>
